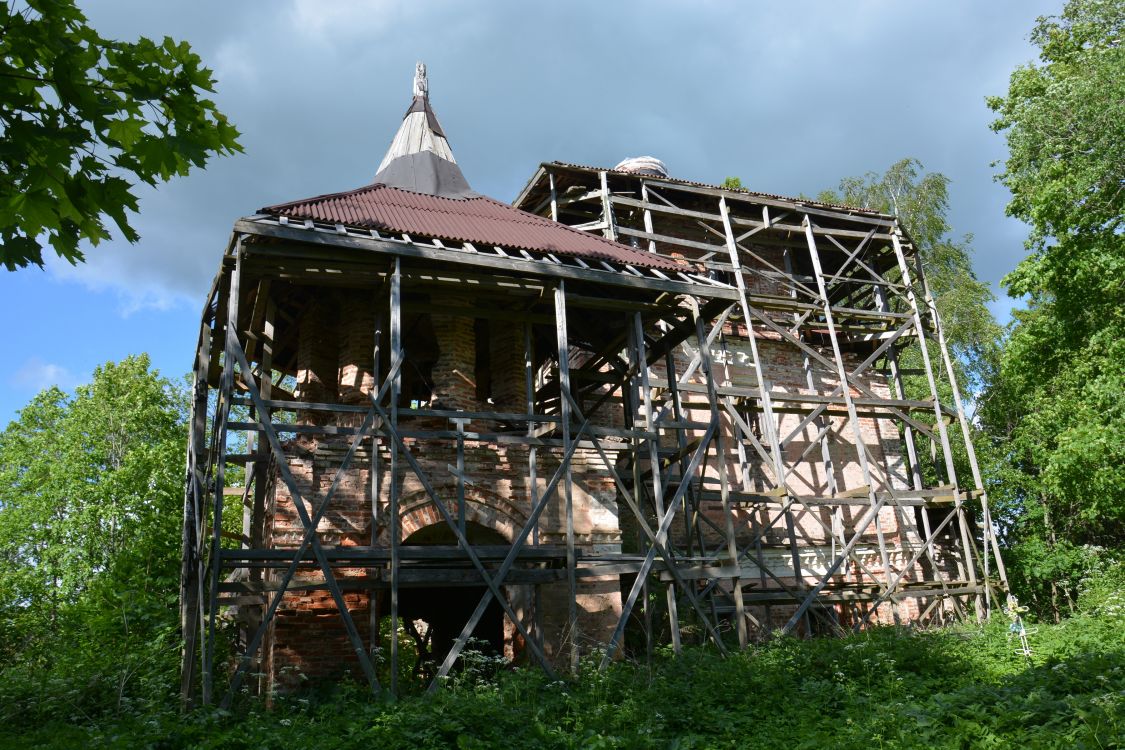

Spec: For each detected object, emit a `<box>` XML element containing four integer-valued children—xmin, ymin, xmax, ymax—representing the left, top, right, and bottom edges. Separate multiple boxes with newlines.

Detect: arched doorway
<box><xmin>397</xmin><ymin>521</ymin><xmax>507</xmax><ymax>677</ymax></box>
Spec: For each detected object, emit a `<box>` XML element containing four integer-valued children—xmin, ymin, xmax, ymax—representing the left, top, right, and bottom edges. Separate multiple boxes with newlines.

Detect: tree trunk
<box><xmin>1042</xmin><ymin>493</ymin><xmax>1061</xmax><ymax>624</ymax></box>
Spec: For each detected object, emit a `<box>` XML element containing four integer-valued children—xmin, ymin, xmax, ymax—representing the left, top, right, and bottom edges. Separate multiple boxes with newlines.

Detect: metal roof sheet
<box><xmin>261</xmin><ymin>184</ymin><xmax>683</xmax><ymax>272</ymax></box>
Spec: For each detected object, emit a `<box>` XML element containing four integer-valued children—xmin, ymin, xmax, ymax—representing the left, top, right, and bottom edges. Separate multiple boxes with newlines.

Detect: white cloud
<box><xmin>11</xmin><ymin>358</ymin><xmax>81</xmax><ymax>393</ymax></box>
<box><xmin>44</xmin><ymin>240</ymin><xmax>202</xmax><ymax>316</ymax></box>
<box><xmin>288</xmin><ymin>0</ymin><xmax>408</xmax><ymax>41</ymax></box>
<box><xmin>40</xmin><ymin>175</ymin><xmax>232</xmax><ymax>316</ymax></box>
<box><xmin>213</xmin><ymin>39</ymin><xmax>259</xmax><ymax>85</ymax></box>
<box><xmin>30</xmin><ymin>0</ymin><xmax>1057</xmax><ymax>315</ymax></box>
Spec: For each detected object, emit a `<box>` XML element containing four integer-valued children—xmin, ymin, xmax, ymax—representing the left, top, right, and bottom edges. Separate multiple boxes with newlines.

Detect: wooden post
<box><xmin>455</xmin><ymin>418</ymin><xmax>468</xmax><ymax>537</ymax></box>
<box><xmin>631</xmin><ymin>313</ymin><xmax>678</xmax><ymax>651</ymax></box>
<box><xmin>180</xmin><ymin>310</ymin><xmax>213</xmax><ymax>707</ymax></box>
<box><xmin>371</xmin><ymin>297</ymin><xmax>384</xmax><ymax>664</ymax></box>
<box><xmin>719</xmin><ymin>196</ymin><xmax>810</xmax><ymax>634</ymax></box>
<box><xmin>640</xmin><ymin>181</ymin><xmax>656</xmax><ymax>253</ymax></box>
<box><xmin>599</xmin><ymin>171</ymin><xmax>618</xmax><ymax>242</ymax></box>
<box><xmin>661</xmin><ymin>334</ymin><xmax>689</xmax><ymax>653</ymax></box>
<box><xmin>622</xmin><ymin>322</ymin><xmax>652</xmax><ymax>656</ymax></box>
<box><xmin>890</xmin><ymin>232</ymin><xmax>982</xmax><ymax>619</ymax></box>
<box><xmin>205</xmin><ymin>242</ymin><xmax>242</xmax><ymax>704</ymax></box>
<box><xmin>554</xmin><ymin>281</ymin><xmax>579</xmax><ymax>672</ymax></box>
<box><xmin>389</xmin><ymin>258</ymin><xmax>402</xmax><ymax>695</ymax></box>
<box><xmin>524</xmin><ymin>320</ymin><xmax>541</xmax><ymax>643</ymax></box>
<box><xmin>548</xmin><ymin>171</ymin><xmax>559</xmax><ymax>222</ymax></box>
<box><xmin>244</xmin><ymin>295</ymin><xmax>273</xmax><ymax>695</ymax></box>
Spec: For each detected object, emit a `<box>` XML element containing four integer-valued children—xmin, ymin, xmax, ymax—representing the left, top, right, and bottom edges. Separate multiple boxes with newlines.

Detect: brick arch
<box><xmin>395</xmin><ymin>486</ymin><xmax>529</xmax><ymax>543</ymax></box>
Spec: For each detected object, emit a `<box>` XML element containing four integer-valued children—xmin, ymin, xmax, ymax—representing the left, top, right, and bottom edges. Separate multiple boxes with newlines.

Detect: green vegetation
<box><xmin>1</xmin><ymin>572</ymin><xmax>1121</xmax><ymax>748</ymax></box>
<box><xmin>815</xmin><ymin>158</ymin><xmax>1001</xmax><ymax>397</ymax></box>
<box><xmin>0</xmin><ymin>0</ymin><xmax>1120</xmax><ymax>746</ymax></box>
<box><xmin>0</xmin><ymin>356</ymin><xmax>187</xmax><ymax>724</ymax></box>
<box><xmin>0</xmin><ymin>0</ymin><xmax>242</xmax><ymax>269</ymax></box>
<box><xmin>979</xmin><ymin>0</ymin><xmax>1125</xmax><ymax>619</ymax></box>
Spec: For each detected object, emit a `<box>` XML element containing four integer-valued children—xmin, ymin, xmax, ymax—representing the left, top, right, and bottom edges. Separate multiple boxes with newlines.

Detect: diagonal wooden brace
<box><xmin>601</xmin><ymin>420</ymin><xmax>721</xmax><ymax>667</ymax></box>
<box><xmin>219</xmin><ymin>343</ymin><xmax>405</xmax><ymax>704</ymax></box>
<box><xmin>369</xmin><ymin>398</ymin><xmax>558</xmax><ymax>679</ymax></box>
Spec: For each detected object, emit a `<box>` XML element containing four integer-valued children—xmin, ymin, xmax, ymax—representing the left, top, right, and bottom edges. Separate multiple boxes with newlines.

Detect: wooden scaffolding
<box><xmin>180</xmin><ymin>163</ymin><xmax>1007</xmax><ymax>706</ymax></box>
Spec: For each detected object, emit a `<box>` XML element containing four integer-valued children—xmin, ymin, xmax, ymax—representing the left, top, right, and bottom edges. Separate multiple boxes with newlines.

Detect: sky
<box><xmin>0</xmin><ymin>0</ymin><xmax>1060</xmax><ymax>426</ymax></box>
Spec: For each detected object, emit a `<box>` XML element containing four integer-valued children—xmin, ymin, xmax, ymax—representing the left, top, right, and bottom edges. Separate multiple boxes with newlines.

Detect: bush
<box><xmin>2</xmin><ymin>603</ymin><xmax>1121</xmax><ymax>749</ymax></box>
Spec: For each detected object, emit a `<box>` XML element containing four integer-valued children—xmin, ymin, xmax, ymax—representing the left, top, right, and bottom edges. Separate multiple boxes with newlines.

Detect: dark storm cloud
<box><xmin>68</xmin><ymin>0</ymin><xmax>1056</xmax><ymax>314</ymax></box>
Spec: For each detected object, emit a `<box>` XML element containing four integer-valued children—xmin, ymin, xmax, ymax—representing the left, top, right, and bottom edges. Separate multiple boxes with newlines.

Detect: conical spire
<box><xmin>374</xmin><ymin>62</ymin><xmax>476</xmax><ymax>199</ymax></box>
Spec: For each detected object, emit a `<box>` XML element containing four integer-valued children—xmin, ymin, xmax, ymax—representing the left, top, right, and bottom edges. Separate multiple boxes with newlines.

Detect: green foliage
<box><xmin>0</xmin><ymin>0</ymin><xmax>242</xmax><ymax>269</ymax></box>
<box><xmin>980</xmin><ymin>0</ymin><xmax>1125</xmax><ymax>617</ymax></box>
<box><xmin>816</xmin><ymin>158</ymin><xmax>1001</xmax><ymax>395</ymax></box>
<box><xmin>3</xmin><ymin>600</ymin><xmax>1123</xmax><ymax>749</ymax></box>
<box><xmin>986</xmin><ymin>0</ymin><xmax>1124</xmax><ymax>325</ymax></box>
<box><xmin>1077</xmin><ymin>558</ymin><xmax>1125</xmax><ymax>616</ymax></box>
<box><xmin>811</xmin><ymin>159</ymin><xmax>1000</xmax><ymax>495</ymax></box>
<box><xmin>0</xmin><ymin>355</ymin><xmax>188</xmax><ymax>719</ymax></box>
<box><xmin>721</xmin><ymin>176</ymin><xmax>742</xmax><ymax>190</ymax></box>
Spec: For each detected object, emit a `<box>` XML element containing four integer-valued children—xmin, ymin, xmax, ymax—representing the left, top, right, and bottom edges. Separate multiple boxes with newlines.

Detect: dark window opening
<box><xmin>474</xmin><ymin>317</ymin><xmax>491</xmax><ymax>403</ymax></box>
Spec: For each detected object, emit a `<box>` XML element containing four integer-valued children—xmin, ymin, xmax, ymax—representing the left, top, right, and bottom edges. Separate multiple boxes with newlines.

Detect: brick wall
<box><xmin>262</xmin><ymin>267</ymin><xmax>956</xmax><ymax>689</ymax></box>
<box><xmin>430</xmin><ymin>294</ymin><xmax>477</xmax><ymax>410</ymax></box>
<box><xmin>264</xmin><ymin>298</ymin><xmax>624</xmax><ymax>690</ymax></box>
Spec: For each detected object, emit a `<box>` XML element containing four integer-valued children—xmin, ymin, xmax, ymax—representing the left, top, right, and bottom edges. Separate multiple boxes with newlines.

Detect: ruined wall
<box><xmin>261</xmin><ymin>250</ymin><xmax>960</xmax><ymax>687</ymax></box>
<box><xmin>263</xmin><ymin>288</ymin><xmax>624</xmax><ymax>690</ymax></box>
<box><xmin>654</xmin><ymin>242</ymin><xmax>961</xmax><ymax>627</ymax></box>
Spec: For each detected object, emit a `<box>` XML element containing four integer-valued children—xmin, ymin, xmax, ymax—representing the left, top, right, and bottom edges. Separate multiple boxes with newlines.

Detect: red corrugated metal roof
<box><xmin>261</xmin><ymin>184</ymin><xmax>682</xmax><ymax>272</ymax></box>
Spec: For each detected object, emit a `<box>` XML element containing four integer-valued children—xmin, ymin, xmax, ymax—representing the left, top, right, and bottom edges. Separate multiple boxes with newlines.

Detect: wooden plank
<box><xmin>616</xmin><ymin>225</ymin><xmax>728</xmax><ymax>255</ymax></box>
<box><xmin>802</xmin><ymin>218</ymin><xmax>896</xmax><ymax>623</ymax></box>
<box><xmin>219</xmin><ymin>341</ymin><xmax>389</xmax><ymax>707</ymax></box>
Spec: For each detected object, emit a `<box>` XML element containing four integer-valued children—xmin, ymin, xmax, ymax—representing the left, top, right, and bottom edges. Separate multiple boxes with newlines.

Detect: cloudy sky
<box><xmin>0</xmin><ymin>0</ymin><xmax>1058</xmax><ymax>424</ymax></box>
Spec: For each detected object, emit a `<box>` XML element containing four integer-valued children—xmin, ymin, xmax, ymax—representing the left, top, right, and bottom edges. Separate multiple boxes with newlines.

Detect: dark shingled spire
<box><xmin>373</xmin><ymin>62</ymin><xmax>476</xmax><ymax>199</ymax></box>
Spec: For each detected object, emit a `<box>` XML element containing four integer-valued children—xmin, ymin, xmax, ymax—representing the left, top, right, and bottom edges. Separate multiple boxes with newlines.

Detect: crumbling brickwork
<box><xmin>261</xmin><ymin>272</ymin><xmax>943</xmax><ymax>690</ymax></box>
<box><xmin>265</xmin><ymin>294</ymin><xmax>625</xmax><ymax>688</ymax></box>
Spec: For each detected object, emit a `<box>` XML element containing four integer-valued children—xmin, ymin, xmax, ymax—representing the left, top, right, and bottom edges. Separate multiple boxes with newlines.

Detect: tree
<box><xmin>0</xmin><ymin>356</ymin><xmax>188</xmax><ymax>715</ymax></box>
<box><xmin>0</xmin><ymin>0</ymin><xmax>241</xmax><ymax>270</ymax></box>
<box><xmin>986</xmin><ymin>0</ymin><xmax>1124</xmax><ymax>328</ymax></box>
<box><xmin>980</xmin><ymin>0</ymin><xmax>1124</xmax><ymax>618</ymax></box>
<box><xmin>816</xmin><ymin>158</ymin><xmax>1001</xmax><ymax>397</ymax></box>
